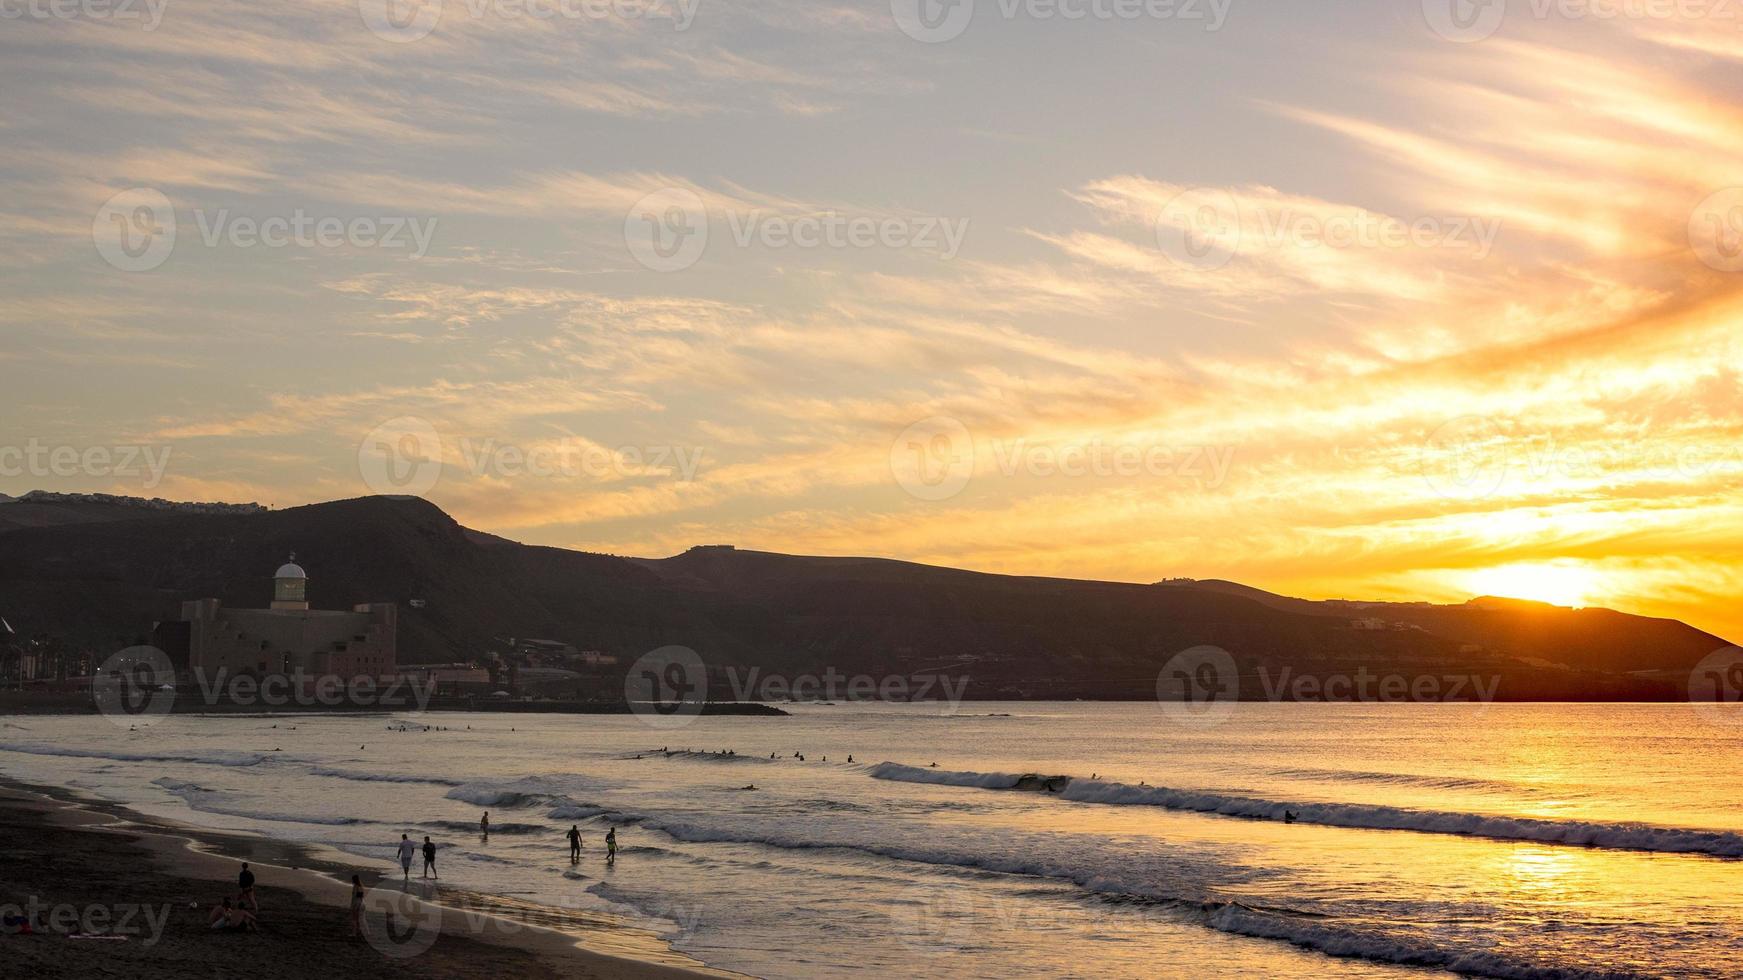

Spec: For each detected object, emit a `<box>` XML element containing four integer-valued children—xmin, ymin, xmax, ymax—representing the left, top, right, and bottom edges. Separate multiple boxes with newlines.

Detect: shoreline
<box><xmin>0</xmin><ymin>777</ymin><xmax>730</xmax><ymax>979</ymax></box>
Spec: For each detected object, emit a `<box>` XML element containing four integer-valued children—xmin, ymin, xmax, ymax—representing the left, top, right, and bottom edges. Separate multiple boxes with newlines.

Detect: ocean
<box><xmin>2</xmin><ymin>702</ymin><xmax>1739</xmax><ymax>979</ymax></box>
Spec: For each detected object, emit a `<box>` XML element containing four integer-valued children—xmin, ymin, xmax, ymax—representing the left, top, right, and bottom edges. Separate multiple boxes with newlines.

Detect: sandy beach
<box><xmin>0</xmin><ymin>779</ymin><xmax>720</xmax><ymax>980</ymax></box>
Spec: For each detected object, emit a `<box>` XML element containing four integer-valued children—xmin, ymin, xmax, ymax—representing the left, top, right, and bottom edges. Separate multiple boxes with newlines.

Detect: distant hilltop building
<box><xmin>178</xmin><ymin>555</ymin><xmax>396</xmax><ymax>679</ymax></box>
<box><xmin>7</xmin><ymin>490</ymin><xmax>267</xmax><ymax>515</ymax></box>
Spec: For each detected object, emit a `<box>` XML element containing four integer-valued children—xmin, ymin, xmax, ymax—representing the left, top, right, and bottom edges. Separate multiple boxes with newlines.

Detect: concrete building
<box><xmin>181</xmin><ymin>556</ymin><xmax>396</xmax><ymax>679</ymax></box>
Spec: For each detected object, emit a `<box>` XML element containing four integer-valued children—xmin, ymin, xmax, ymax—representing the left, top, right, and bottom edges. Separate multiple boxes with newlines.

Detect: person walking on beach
<box><xmin>397</xmin><ymin>834</ymin><xmax>417</xmax><ymax>880</ymax></box>
<box><xmin>237</xmin><ymin>862</ymin><xmax>258</xmax><ymax>911</ymax></box>
<box><xmin>605</xmin><ymin>827</ymin><xmax>618</xmax><ymax>865</ymax></box>
<box><xmin>422</xmin><ymin>835</ymin><xmax>439</xmax><ymax>879</ymax></box>
<box><xmin>567</xmin><ymin>824</ymin><xmax>582</xmax><ymax>863</ymax></box>
<box><xmin>349</xmin><ymin>875</ymin><xmax>365</xmax><ymax>938</ymax></box>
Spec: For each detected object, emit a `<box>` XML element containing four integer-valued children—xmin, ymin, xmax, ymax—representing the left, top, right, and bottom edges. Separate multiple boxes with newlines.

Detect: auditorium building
<box><xmin>178</xmin><ymin>557</ymin><xmax>397</xmax><ymax>679</ymax></box>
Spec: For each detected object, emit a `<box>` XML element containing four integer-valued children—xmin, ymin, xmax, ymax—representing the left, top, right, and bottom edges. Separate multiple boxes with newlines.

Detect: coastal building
<box><xmin>178</xmin><ymin>556</ymin><xmax>397</xmax><ymax>679</ymax></box>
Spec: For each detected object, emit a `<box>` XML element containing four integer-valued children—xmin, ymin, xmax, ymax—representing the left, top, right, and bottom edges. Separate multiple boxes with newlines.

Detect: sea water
<box><xmin>2</xmin><ymin>702</ymin><xmax>1740</xmax><ymax>979</ymax></box>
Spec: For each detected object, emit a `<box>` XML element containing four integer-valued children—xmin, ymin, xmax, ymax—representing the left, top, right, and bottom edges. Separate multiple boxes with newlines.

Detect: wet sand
<box><xmin>0</xmin><ymin>780</ymin><xmax>724</xmax><ymax>980</ymax></box>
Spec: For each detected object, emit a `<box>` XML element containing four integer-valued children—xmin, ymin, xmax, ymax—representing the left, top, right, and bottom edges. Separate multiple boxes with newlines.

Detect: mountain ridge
<box><xmin>0</xmin><ymin>494</ymin><xmax>1727</xmax><ymax>700</ymax></box>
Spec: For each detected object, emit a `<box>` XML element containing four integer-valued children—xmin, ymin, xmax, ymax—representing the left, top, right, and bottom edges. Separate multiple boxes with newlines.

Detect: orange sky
<box><xmin>3</xmin><ymin>5</ymin><xmax>1741</xmax><ymax>644</ymax></box>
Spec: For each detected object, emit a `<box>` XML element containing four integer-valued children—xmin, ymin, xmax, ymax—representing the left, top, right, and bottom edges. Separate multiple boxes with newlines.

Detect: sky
<box><xmin>3</xmin><ymin>0</ymin><xmax>1742</xmax><ymax>642</ymax></box>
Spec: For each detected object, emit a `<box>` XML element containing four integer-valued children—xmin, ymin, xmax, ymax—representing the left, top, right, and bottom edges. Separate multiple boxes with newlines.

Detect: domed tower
<box><xmin>271</xmin><ymin>554</ymin><xmax>309</xmax><ymax>611</ymax></box>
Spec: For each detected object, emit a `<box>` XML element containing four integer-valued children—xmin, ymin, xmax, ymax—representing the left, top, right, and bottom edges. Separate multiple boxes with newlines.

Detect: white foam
<box><xmin>869</xmin><ymin>763</ymin><xmax>1743</xmax><ymax>858</ymax></box>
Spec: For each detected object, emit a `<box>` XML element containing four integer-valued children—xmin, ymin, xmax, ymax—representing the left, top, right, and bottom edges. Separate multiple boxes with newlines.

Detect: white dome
<box><xmin>274</xmin><ymin>563</ymin><xmax>307</xmax><ymax>580</ymax></box>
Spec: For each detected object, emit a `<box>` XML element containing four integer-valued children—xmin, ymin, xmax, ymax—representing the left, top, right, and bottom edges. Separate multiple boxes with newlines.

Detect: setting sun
<box><xmin>1463</xmin><ymin>562</ymin><xmax>1607</xmax><ymax>608</ymax></box>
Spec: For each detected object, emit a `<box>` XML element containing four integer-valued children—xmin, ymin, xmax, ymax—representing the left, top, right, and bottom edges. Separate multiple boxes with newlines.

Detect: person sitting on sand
<box><xmin>422</xmin><ymin>836</ymin><xmax>439</xmax><ymax>879</ymax></box>
<box><xmin>237</xmin><ymin>862</ymin><xmax>258</xmax><ymax>910</ymax></box>
<box><xmin>208</xmin><ymin>897</ymin><xmax>258</xmax><ymax>933</ymax></box>
<box><xmin>397</xmin><ymin>834</ymin><xmax>416</xmax><ymax>879</ymax></box>
<box><xmin>349</xmin><ymin>875</ymin><xmax>365</xmax><ymax>938</ymax></box>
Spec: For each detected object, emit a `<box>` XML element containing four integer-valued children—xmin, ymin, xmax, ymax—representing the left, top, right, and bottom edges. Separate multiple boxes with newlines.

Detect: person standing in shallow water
<box><xmin>480</xmin><ymin>811</ymin><xmax>490</xmax><ymax>840</ymax></box>
<box><xmin>567</xmin><ymin>824</ymin><xmax>582</xmax><ymax>863</ymax></box>
<box><xmin>605</xmin><ymin>827</ymin><xmax>618</xmax><ymax>865</ymax></box>
<box><xmin>422</xmin><ymin>835</ymin><xmax>439</xmax><ymax>879</ymax></box>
